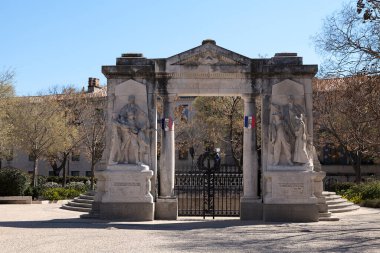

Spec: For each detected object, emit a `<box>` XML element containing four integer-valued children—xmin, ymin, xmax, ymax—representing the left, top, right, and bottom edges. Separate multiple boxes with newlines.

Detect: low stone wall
<box><xmin>0</xmin><ymin>196</ymin><xmax>32</xmax><ymax>204</ymax></box>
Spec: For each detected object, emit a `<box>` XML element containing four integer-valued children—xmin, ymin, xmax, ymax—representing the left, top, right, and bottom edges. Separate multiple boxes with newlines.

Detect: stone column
<box><xmin>240</xmin><ymin>93</ymin><xmax>262</xmax><ymax>220</ymax></box>
<box><xmin>156</xmin><ymin>94</ymin><xmax>178</xmax><ymax>220</ymax></box>
<box><xmin>160</xmin><ymin>94</ymin><xmax>176</xmax><ymax>197</ymax></box>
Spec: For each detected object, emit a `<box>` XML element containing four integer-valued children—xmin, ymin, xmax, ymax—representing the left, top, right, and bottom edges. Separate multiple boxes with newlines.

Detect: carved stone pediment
<box><xmin>172</xmin><ymin>50</ymin><xmax>246</xmax><ymax>66</ymax></box>
<box><xmin>167</xmin><ymin>41</ymin><xmax>251</xmax><ymax>67</ymax></box>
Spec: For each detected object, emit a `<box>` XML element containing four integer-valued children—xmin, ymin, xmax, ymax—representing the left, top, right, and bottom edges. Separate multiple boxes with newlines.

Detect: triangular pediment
<box><xmin>167</xmin><ymin>41</ymin><xmax>251</xmax><ymax>66</ymax></box>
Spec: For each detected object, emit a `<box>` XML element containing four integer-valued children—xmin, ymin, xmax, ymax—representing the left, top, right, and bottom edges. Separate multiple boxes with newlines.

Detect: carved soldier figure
<box><xmin>285</xmin><ymin>95</ymin><xmax>306</xmax><ymax>133</ymax></box>
<box><xmin>110</xmin><ymin>95</ymin><xmax>149</xmax><ymax>164</ymax></box>
<box><xmin>270</xmin><ymin>109</ymin><xmax>294</xmax><ymax>166</ymax></box>
<box><xmin>272</xmin><ymin>96</ymin><xmax>309</xmax><ymax>165</ymax></box>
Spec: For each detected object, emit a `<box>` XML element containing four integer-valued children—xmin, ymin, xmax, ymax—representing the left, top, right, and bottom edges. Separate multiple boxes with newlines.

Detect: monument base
<box><xmin>155</xmin><ymin>198</ymin><xmax>178</xmax><ymax>220</ymax></box>
<box><xmin>240</xmin><ymin>197</ymin><xmax>263</xmax><ymax>220</ymax></box>
<box><xmin>97</xmin><ymin>202</ymin><xmax>154</xmax><ymax>221</ymax></box>
<box><xmin>91</xmin><ymin>163</ymin><xmax>154</xmax><ymax>221</ymax></box>
<box><xmin>262</xmin><ymin>170</ymin><xmax>320</xmax><ymax>222</ymax></box>
<box><xmin>263</xmin><ymin>204</ymin><xmax>319</xmax><ymax>222</ymax></box>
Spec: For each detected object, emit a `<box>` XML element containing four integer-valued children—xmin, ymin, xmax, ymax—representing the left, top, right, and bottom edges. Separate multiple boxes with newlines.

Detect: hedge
<box><xmin>42</xmin><ymin>188</ymin><xmax>83</xmax><ymax>201</ymax></box>
<box><xmin>0</xmin><ymin>167</ymin><xmax>31</xmax><ymax>196</ymax></box>
<box><xmin>45</xmin><ymin>176</ymin><xmax>94</xmax><ymax>184</ymax></box>
<box><xmin>335</xmin><ymin>181</ymin><xmax>380</xmax><ymax>207</ymax></box>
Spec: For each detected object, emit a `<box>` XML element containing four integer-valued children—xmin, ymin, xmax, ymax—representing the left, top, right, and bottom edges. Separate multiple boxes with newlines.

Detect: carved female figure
<box><xmin>293</xmin><ymin>114</ymin><xmax>309</xmax><ymax>164</ymax></box>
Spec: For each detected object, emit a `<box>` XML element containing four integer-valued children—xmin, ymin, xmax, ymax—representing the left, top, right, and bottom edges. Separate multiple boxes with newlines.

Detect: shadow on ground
<box><xmin>1</xmin><ymin>217</ymin><xmax>380</xmax><ymax>252</ymax></box>
<box><xmin>0</xmin><ymin>218</ymin><xmax>275</xmax><ymax>230</ymax></box>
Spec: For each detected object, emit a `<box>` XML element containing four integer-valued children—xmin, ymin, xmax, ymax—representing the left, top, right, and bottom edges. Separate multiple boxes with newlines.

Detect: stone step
<box><xmin>319</xmin><ymin>212</ymin><xmax>332</xmax><ymax>218</ymax></box>
<box><xmin>61</xmin><ymin>204</ymin><xmax>91</xmax><ymax>212</ymax></box>
<box><xmin>326</xmin><ymin>198</ymin><xmax>347</xmax><ymax>205</ymax></box>
<box><xmin>79</xmin><ymin>194</ymin><xmax>95</xmax><ymax>200</ymax></box>
<box><xmin>86</xmin><ymin>191</ymin><xmax>96</xmax><ymax>196</ymax></box>
<box><xmin>322</xmin><ymin>191</ymin><xmax>337</xmax><ymax>196</ymax></box>
<box><xmin>319</xmin><ymin>217</ymin><xmax>340</xmax><ymax>221</ymax></box>
<box><xmin>72</xmin><ymin>198</ymin><xmax>93</xmax><ymax>204</ymax></box>
<box><xmin>328</xmin><ymin>202</ymin><xmax>355</xmax><ymax>210</ymax></box>
<box><xmin>330</xmin><ymin>205</ymin><xmax>360</xmax><ymax>213</ymax></box>
<box><xmin>68</xmin><ymin>201</ymin><xmax>93</xmax><ymax>208</ymax></box>
<box><xmin>325</xmin><ymin>195</ymin><xmax>341</xmax><ymax>200</ymax></box>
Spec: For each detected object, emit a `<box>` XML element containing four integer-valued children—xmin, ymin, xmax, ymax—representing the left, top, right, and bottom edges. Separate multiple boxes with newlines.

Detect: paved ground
<box><xmin>0</xmin><ymin>204</ymin><xmax>379</xmax><ymax>253</ymax></box>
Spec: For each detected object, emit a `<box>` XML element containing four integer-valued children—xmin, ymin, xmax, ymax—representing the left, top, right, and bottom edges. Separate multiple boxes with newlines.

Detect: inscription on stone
<box><xmin>278</xmin><ymin>182</ymin><xmax>304</xmax><ymax>197</ymax></box>
<box><xmin>113</xmin><ymin>182</ymin><xmax>141</xmax><ymax>187</ymax></box>
<box><xmin>111</xmin><ymin>182</ymin><xmax>142</xmax><ymax>197</ymax></box>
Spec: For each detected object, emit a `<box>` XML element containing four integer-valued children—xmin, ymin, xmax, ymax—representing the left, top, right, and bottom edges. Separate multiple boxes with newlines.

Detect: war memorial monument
<box><xmin>89</xmin><ymin>39</ymin><xmax>326</xmax><ymax>222</ymax></box>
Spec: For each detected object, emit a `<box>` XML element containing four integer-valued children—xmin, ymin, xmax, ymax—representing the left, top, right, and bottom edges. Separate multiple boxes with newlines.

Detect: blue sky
<box><xmin>0</xmin><ymin>0</ymin><xmax>349</xmax><ymax>96</ymax></box>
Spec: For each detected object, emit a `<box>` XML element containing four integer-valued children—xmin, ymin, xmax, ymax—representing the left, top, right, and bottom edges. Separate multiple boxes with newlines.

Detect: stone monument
<box><xmin>87</xmin><ymin>41</ymin><xmax>324</xmax><ymax>222</ymax></box>
<box><xmin>263</xmin><ymin>78</ymin><xmax>325</xmax><ymax>222</ymax></box>
<box><xmin>92</xmin><ymin>78</ymin><xmax>154</xmax><ymax>221</ymax></box>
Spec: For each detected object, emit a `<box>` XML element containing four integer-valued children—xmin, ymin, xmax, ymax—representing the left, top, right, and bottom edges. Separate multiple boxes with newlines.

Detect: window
<box><xmin>71</xmin><ymin>171</ymin><xmax>80</xmax><ymax>176</ymax></box>
<box><xmin>48</xmin><ymin>171</ymin><xmax>55</xmax><ymax>176</ymax></box>
<box><xmin>85</xmin><ymin>171</ymin><xmax>92</xmax><ymax>177</ymax></box>
<box><xmin>72</xmin><ymin>150</ymin><xmax>80</xmax><ymax>161</ymax></box>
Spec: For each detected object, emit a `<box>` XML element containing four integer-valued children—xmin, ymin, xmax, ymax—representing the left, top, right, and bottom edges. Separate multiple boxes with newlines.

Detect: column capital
<box><xmin>241</xmin><ymin>93</ymin><xmax>256</xmax><ymax>102</ymax></box>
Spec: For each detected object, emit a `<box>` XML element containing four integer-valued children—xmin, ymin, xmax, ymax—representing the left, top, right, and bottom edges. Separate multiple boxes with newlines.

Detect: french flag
<box><xmin>244</xmin><ymin>116</ymin><xmax>255</xmax><ymax>129</ymax></box>
<box><xmin>162</xmin><ymin>117</ymin><xmax>173</xmax><ymax>131</ymax></box>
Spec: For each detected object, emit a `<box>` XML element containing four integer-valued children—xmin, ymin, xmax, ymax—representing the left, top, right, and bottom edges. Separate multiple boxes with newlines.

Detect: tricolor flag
<box><xmin>162</xmin><ymin>117</ymin><xmax>173</xmax><ymax>131</ymax></box>
<box><xmin>244</xmin><ymin>116</ymin><xmax>255</xmax><ymax>129</ymax></box>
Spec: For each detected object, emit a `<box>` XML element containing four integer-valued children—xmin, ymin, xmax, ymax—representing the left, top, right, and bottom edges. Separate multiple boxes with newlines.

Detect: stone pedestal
<box><xmin>240</xmin><ymin>197</ymin><xmax>263</xmax><ymax>220</ymax></box>
<box><xmin>93</xmin><ymin>164</ymin><xmax>154</xmax><ymax>221</ymax></box>
<box><xmin>263</xmin><ymin>170</ymin><xmax>319</xmax><ymax>222</ymax></box>
<box><xmin>313</xmin><ymin>171</ymin><xmax>328</xmax><ymax>213</ymax></box>
<box><xmin>155</xmin><ymin>198</ymin><xmax>178</xmax><ymax>220</ymax></box>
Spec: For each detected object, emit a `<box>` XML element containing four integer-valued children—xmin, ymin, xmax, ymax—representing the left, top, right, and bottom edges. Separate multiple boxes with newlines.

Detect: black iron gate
<box><xmin>175</xmin><ymin>152</ymin><xmax>243</xmax><ymax>218</ymax></box>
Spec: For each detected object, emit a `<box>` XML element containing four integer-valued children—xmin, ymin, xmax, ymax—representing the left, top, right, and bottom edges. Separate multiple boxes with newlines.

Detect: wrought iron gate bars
<box><xmin>175</xmin><ymin>164</ymin><xmax>243</xmax><ymax>218</ymax></box>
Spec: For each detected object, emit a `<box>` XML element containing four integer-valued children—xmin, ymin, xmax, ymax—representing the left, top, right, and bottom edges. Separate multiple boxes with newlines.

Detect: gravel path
<box><xmin>0</xmin><ymin>204</ymin><xmax>379</xmax><ymax>253</ymax></box>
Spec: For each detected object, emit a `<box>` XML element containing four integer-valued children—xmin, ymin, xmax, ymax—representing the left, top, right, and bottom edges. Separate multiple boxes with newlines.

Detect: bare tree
<box><xmin>78</xmin><ymin>94</ymin><xmax>106</xmax><ymax>189</ymax></box>
<box><xmin>357</xmin><ymin>0</ymin><xmax>380</xmax><ymax>21</ymax></box>
<box><xmin>192</xmin><ymin>96</ymin><xmax>244</xmax><ymax>168</ymax></box>
<box><xmin>0</xmin><ymin>70</ymin><xmax>15</xmax><ymax>169</ymax></box>
<box><xmin>314</xmin><ymin>2</ymin><xmax>380</xmax><ymax>76</ymax></box>
<box><xmin>0</xmin><ymin>69</ymin><xmax>15</xmax><ymax>98</ymax></box>
<box><xmin>44</xmin><ymin>87</ymin><xmax>83</xmax><ymax>186</ymax></box>
<box><xmin>313</xmin><ymin>76</ymin><xmax>380</xmax><ymax>182</ymax></box>
<box><xmin>5</xmin><ymin>96</ymin><xmax>69</xmax><ymax>186</ymax></box>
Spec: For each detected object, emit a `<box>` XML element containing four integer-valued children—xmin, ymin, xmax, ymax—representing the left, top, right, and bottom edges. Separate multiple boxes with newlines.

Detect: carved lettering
<box><xmin>278</xmin><ymin>182</ymin><xmax>304</xmax><ymax>196</ymax></box>
<box><xmin>113</xmin><ymin>182</ymin><xmax>141</xmax><ymax>187</ymax></box>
